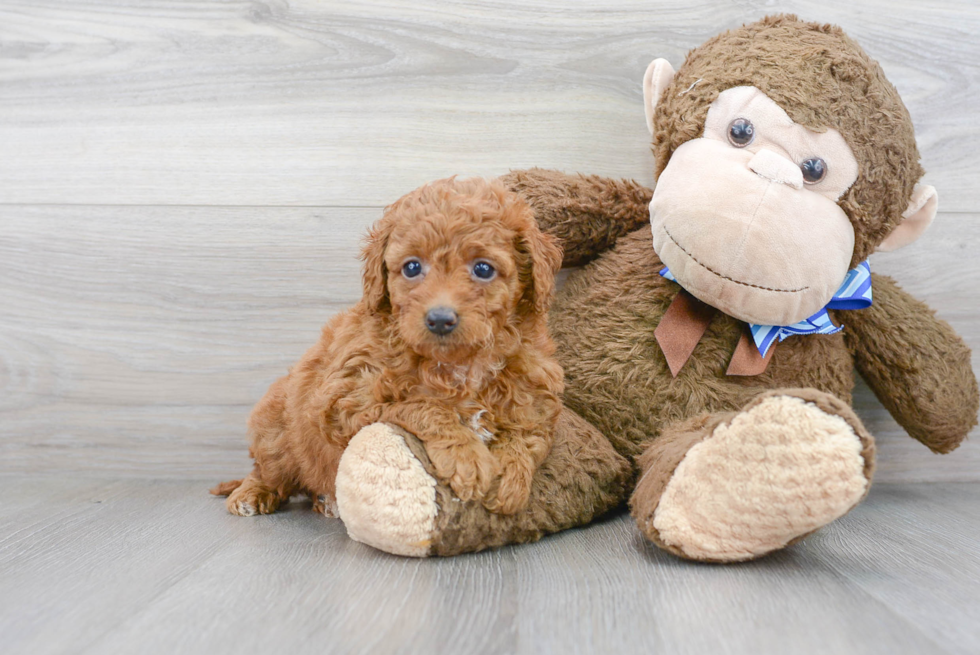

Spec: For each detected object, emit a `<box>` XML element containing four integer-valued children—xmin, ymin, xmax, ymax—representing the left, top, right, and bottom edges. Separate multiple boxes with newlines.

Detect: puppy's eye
<box><xmin>402</xmin><ymin>259</ymin><xmax>423</xmax><ymax>279</ymax></box>
<box><xmin>472</xmin><ymin>261</ymin><xmax>496</xmax><ymax>280</ymax></box>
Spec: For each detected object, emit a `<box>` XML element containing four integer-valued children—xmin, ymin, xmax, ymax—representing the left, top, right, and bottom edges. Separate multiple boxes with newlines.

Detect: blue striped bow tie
<box><xmin>659</xmin><ymin>261</ymin><xmax>873</xmax><ymax>357</ymax></box>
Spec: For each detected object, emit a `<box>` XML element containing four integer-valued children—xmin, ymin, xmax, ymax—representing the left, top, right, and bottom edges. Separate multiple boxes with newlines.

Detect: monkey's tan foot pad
<box><xmin>633</xmin><ymin>393</ymin><xmax>874</xmax><ymax>562</ymax></box>
<box><xmin>335</xmin><ymin>423</ymin><xmax>440</xmax><ymax>557</ymax></box>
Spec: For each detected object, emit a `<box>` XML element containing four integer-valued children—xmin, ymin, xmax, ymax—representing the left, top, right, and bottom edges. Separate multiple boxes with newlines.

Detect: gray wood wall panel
<box><xmin>0</xmin><ymin>1</ymin><xmax>978</xmax><ymax>209</ymax></box>
<box><xmin>0</xmin><ymin>1</ymin><xmax>978</xmax><ymax>481</ymax></box>
<box><xmin>2</xmin><ymin>205</ymin><xmax>977</xmax><ymax>481</ymax></box>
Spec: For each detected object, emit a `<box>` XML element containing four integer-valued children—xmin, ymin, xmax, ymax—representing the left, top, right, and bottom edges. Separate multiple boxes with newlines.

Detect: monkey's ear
<box><xmin>877</xmin><ymin>184</ymin><xmax>938</xmax><ymax>252</ymax></box>
<box><xmin>643</xmin><ymin>58</ymin><xmax>676</xmax><ymax>136</ymax></box>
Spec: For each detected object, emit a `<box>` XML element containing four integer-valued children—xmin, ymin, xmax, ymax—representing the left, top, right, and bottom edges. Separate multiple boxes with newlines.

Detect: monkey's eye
<box><xmin>727</xmin><ymin>118</ymin><xmax>755</xmax><ymax>147</ymax></box>
<box><xmin>402</xmin><ymin>259</ymin><xmax>423</xmax><ymax>279</ymax></box>
<box><xmin>801</xmin><ymin>158</ymin><xmax>828</xmax><ymax>184</ymax></box>
<box><xmin>472</xmin><ymin>261</ymin><xmax>496</xmax><ymax>280</ymax></box>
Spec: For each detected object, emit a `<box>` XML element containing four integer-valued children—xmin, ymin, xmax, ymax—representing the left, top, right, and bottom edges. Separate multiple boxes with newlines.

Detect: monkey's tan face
<box><xmin>650</xmin><ymin>86</ymin><xmax>860</xmax><ymax>326</ymax></box>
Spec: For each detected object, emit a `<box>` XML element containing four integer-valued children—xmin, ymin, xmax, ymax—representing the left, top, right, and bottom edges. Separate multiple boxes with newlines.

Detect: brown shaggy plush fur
<box><xmin>495</xmin><ymin>13</ymin><xmax>979</xmax><ymax>463</ymax></box>
<box><xmin>425</xmin><ymin>15</ymin><xmax>976</xmax><ymax>561</ymax></box>
<box><xmin>503</xmin><ymin>171</ymin><xmax>653</xmax><ymax>267</ymax></box>
<box><xmin>546</xmin><ymin>222</ymin><xmax>862</xmax><ymax>463</ymax></box>
<box><xmin>502</xmin><ymin>175</ymin><xmax>975</xmax><ymax>462</ymax></box>
<box><xmin>843</xmin><ymin>275</ymin><xmax>978</xmax><ymax>454</ymax></box>
<box><xmin>394</xmin><ymin>408</ymin><xmax>633</xmax><ymax>556</ymax></box>
<box><xmin>212</xmin><ymin>177</ymin><xmax>565</xmax><ymax>517</ymax></box>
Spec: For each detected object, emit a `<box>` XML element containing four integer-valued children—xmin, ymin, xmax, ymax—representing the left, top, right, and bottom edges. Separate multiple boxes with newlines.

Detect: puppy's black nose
<box><xmin>425</xmin><ymin>307</ymin><xmax>458</xmax><ymax>335</ymax></box>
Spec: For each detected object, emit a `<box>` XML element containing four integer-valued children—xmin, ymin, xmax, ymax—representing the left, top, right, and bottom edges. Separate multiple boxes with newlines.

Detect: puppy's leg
<box><xmin>215</xmin><ymin>374</ymin><xmax>296</xmax><ymax>517</ymax></box>
<box><xmin>380</xmin><ymin>403</ymin><xmax>500</xmax><ymax>502</ymax></box>
<box><xmin>424</xmin><ymin>436</ymin><xmax>500</xmax><ymax>503</ymax></box>
<box><xmin>221</xmin><ymin>471</ymin><xmax>288</xmax><ymax>517</ymax></box>
<box><xmin>483</xmin><ymin>432</ymin><xmax>551</xmax><ymax>515</ymax></box>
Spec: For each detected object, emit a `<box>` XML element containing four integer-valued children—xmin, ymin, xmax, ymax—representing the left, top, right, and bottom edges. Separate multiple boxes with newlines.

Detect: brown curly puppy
<box><xmin>212</xmin><ymin>177</ymin><xmax>564</xmax><ymax>517</ymax></box>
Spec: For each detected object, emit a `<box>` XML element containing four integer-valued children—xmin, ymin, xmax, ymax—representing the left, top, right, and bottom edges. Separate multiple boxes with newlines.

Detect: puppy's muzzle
<box><xmin>425</xmin><ymin>307</ymin><xmax>458</xmax><ymax>336</ymax></box>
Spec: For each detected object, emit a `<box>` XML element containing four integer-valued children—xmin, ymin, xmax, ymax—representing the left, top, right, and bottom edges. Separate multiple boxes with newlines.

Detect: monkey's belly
<box><xmin>548</xmin><ymin>226</ymin><xmax>855</xmax><ymax>461</ymax></box>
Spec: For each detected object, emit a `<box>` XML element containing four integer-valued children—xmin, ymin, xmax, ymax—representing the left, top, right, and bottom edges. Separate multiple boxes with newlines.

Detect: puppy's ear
<box><xmin>361</xmin><ymin>215</ymin><xmax>393</xmax><ymax>313</ymax></box>
<box><xmin>517</xmin><ymin>215</ymin><xmax>563</xmax><ymax>317</ymax></box>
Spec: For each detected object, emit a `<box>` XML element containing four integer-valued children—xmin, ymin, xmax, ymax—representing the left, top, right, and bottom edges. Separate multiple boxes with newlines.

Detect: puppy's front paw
<box><xmin>483</xmin><ymin>466</ymin><xmax>532</xmax><ymax>515</ymax></box>
<box><xmin>428</xmin><ymin>439</ymin><xmax>500</xmax><ymax>503</ymax></box>
<box><xmin>313</xmin><ymin>494</ymin><xmax>339</xmax><ymax>518</ymax></box>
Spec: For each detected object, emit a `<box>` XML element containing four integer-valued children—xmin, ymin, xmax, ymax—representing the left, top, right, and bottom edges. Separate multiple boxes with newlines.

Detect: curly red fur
<box><xmin>212</xmin><ymin>177</ymin><xmax>564</xmax><ymax>516</ymax></box>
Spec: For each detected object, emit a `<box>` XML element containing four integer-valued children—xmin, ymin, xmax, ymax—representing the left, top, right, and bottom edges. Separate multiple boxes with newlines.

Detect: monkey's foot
<box><xmin>335</xmin><ymin>413</ymin><xmax>632</xmax><ymax>557</ymax></box>
<box><xmin>335</xmin><ymin>423</ymin><xmax>440</xmax><ymax>557</ymax></box>
<box><xmin>631</xmin><ymin>389</ymin><xmax>875</xmax><ymax>562</ymax></box>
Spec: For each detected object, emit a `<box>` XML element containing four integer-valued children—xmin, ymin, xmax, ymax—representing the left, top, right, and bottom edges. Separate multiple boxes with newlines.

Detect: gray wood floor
<box><xmin>2</xmin><ymin>2</ymin><xmax>980</xmax><ymax>654</ymax></box>
<box><xmin>0</xmin><ymin>476</ymin><xmax>977</xmax><ymax>655</ymax></box>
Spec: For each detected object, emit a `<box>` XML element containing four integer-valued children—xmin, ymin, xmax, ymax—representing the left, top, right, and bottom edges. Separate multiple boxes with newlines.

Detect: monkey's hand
<box><xmin>500</xmin><ymin>169</ymin><xmax>651</xmax><ymax>267</ymax></box>
<box><xmin>842</xmin><ymin>273</ymin><xmax>978</xmax><ymax>453</ymax></box>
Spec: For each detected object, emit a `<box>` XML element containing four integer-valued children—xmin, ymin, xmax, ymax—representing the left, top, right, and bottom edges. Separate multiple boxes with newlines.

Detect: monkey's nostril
<box><xmin>425</xmin><ymin>307</ymin><xmax>458</xmax><ymax>336</ymax></box>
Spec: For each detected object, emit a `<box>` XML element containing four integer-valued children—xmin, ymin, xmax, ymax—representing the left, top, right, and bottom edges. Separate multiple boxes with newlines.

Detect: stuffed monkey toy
<box><xmin>332</xmin><ymin>15</ymin><xmax>978</xmax><ymax>561</ymax></box>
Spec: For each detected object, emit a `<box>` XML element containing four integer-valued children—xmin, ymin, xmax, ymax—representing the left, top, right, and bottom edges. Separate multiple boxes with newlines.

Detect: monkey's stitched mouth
<box><xmin>662</xmin><ymin>226</ymin><xmax>809</xmax><ymax>294</ymax></box>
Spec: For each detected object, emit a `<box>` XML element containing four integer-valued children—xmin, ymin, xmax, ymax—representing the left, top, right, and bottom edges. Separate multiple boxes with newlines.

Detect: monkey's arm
<box><xmin>500</xmin><ymin>168</ymin><xmax>652</xmax><ymax>266</ymax></box>
<box><xmin>842</xmin><ymin>273</ymin><xmax>979</xmax><ymax>453</ymax></box>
